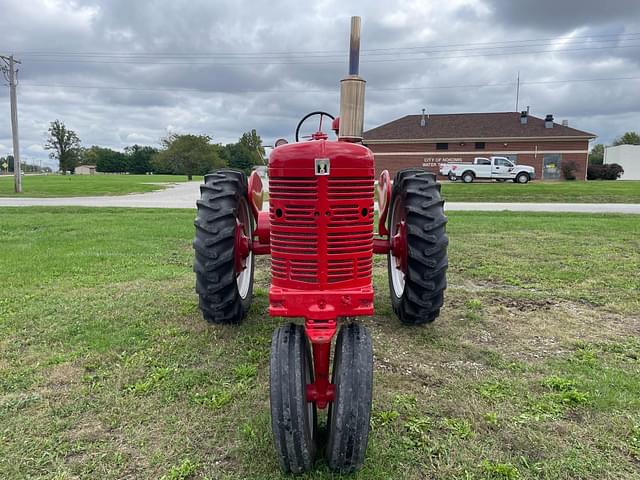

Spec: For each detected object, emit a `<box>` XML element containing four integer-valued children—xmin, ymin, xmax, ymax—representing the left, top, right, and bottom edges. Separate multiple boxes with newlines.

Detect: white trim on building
<box><xmin>374</xmin><ymin>150</ymin><xmax>588</xmax><ymax>156</ymax></box>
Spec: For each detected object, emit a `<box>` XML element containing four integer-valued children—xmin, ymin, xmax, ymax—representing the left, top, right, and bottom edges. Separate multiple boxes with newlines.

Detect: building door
<box><xmin>543</xmin><ymin>154</ymin><xmax>561</xmax><ymax>180</ymax></box>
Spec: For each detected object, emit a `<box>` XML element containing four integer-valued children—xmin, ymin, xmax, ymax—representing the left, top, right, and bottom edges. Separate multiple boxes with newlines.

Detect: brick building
<box><xmin>363</xmin><ymin>112</ymin><xmax>596</xmax><ymax>180</ymax></box>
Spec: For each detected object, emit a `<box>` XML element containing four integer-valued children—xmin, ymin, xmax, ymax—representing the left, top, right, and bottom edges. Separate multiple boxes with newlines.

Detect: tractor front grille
<box><xmin>269</xmin><ymin>175</ymin><xmax>374</xmax><ymax>288</ymax></box>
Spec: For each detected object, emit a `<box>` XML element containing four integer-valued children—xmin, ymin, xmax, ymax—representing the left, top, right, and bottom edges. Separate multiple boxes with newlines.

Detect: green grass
<box><xmin>441</xmin><ymin>180</ymin><xmax>640</xmax><ymax>203</ymax></box>
<box><xmin>0</xmin><ymin>174</ymin><xmax>199</xmax><ymax>197</ymax></box>
<box><xmin>1</xmin><ymin>208</ymin><xmax>639</xmax><ymax>479</ymax></box>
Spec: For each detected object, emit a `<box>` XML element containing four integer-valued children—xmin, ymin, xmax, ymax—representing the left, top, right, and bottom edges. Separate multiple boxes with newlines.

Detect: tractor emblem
<box><xmin>315</xmin><ymin>158</ymin><xmax>330</xmax><ymax>175</ymax></box>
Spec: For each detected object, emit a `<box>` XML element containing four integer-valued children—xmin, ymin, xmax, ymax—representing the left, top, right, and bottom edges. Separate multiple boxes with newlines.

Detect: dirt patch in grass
<box><xmin>485</xmin><ymin>301</ymin><xmax>640</xmax><ymax>354</ymax></box>
<box><xmin>44</xmin><ymin>362</ymin><xmax>83</xmax><ymax>390</ymax></box>
<box><xmin>66</xmin><ymin>419</ymin><xmax>111</xmax><ymax>443</ymax></box>
<box><xmin>494</xmin><ymin>297</ymin><xmax>559</xmax><ymax>311</ymax></box>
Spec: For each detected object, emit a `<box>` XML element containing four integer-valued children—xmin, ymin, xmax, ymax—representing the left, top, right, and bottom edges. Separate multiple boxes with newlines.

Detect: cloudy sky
<box><xmin>1</xmin><ymin>0</ymin><xmax>639</xmax><ymax>168</ymax></box>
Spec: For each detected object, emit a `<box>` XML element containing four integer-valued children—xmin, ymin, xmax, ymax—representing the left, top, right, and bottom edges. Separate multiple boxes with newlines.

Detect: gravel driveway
<box><xmin>1</xmin><ymin>181</ymin><xmax>640</xmax><ymax>213</ymax></box>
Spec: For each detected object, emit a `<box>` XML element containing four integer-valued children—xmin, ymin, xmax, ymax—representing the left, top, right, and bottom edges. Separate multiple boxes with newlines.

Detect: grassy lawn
<box><xmin>1</xmin><ymin>208</ymin><xmax>639</xmax><ymax>479</ymax></box>
<box><xmin>441</xmin><ymin>180</ymin><xmax>640</xmax><ymax>203</ymax></box>
<box><xmin>0</xmin><ymin>174</ymin><xmax>199</xmax><ymax>197</ymax></box>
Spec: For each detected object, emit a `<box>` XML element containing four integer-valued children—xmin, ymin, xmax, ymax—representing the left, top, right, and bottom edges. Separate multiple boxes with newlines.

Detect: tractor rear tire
<box><xmin>270</xmin><ymin>324</ymin><xmax>317</xmax><ymax>473</ymax></box>
<box><xmin>193</xmin><ymin>169</ymin><xmax>254</xmax><ymax>324</ymax></box>
<box><xmin>326</xmin><ymin>323</ymin><xmax>373</xmax><ymax>473</ymax></box>
<box><xmin>388</xmin><ymin>169</ymin><xmax>448</xmax><ymax>325</ymax></box>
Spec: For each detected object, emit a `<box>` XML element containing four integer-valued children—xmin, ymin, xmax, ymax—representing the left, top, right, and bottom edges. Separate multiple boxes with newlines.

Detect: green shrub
<box><xmin>560</xmin><ymin>159</ymin><xmax>578</xmax><ymax>180</ymax></box>
<box><xmin>587</xmin><ymin>163</ymin><xmax>624</xmax><ymax>180</ymax></box>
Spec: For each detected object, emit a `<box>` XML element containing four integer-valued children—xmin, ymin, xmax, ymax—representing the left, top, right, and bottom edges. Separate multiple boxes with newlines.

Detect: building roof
<box><xmin>363</xmin><ymin>112</ymin><xmax>596</xmax><ymax>142</ymax></box>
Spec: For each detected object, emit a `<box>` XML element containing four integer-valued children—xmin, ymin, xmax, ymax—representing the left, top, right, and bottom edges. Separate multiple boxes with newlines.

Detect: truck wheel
<box><xmin>516</xmin><ymin>172</ymin><xmax>530</xmax><ymax>184</ymax></box>
<box><xmin>270</xmin><ymin>324</ymin><xmax>317</xmax><ymax>473</ymax></box>
<box><xmin>462</xmin><ymin>171</ymin><xmax>474</xmax><ymax>183</ymax></box>
<box><xmin>326</xmin><ymin>323</ymin><xmax>373</xmax><ymax>473</ymax></box>
<box><xmin>193</xmin><ymin>169</ymin><xmax>254</xmax><ymax>324</ymax></box>
<box><xmin>448</xmin><ymin>171</ymin><xmax>457</xmax><ymax>182</ymax></box>
<box><xmin>388</xmin><ymin>169</ymin><xmax>448</xmax><ymax>325</ymax></box>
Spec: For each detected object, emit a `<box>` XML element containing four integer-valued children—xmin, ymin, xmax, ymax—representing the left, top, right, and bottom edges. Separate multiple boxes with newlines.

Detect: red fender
<box><xmin>377</xmin><ymin>170</ymin><xmax>391</xmax><ymax>236</ymax></box>
<box><xmin>247</xmin><ymin>171</ymin><xmax>264</xmax><ymax>220</ymax></box>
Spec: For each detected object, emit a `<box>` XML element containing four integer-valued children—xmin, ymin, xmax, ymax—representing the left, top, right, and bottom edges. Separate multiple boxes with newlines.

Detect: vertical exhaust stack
<box><xmin>338</xmin><ymin>16</ymin><xmax>366</xmax><ymax>142</ymax></box>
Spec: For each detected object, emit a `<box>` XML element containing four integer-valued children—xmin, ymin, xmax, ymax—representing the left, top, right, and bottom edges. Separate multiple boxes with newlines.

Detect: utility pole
<box><xmin>515</xmin><ymin>70</ymin><xmax>520</xmax><ymax>112</ymax></box>
<box><xmin>1</xmin><ymin>54</ymin><xmax>22</xmax><ymax>193</ymax></box>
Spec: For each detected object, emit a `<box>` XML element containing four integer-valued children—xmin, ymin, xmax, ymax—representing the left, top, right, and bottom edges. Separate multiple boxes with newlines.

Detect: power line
<box><xmin>19</xmin><ymin>75</ymin><xmax>640</xmax><ymax>95</ymax></box>
<box><xmin>14</xmin><ymin>43</ymin><xmax>640</xmax><ymax>66</ymax></box>
<box><xmin>361</xmin><ymin>31</ymin><xmax>640</xmax><ymax>53</ymax></box>
<box><xmin>14</xmin><ymin>38</ymin><xmax>640</xmax><ymax>64</ymax></box>
<box><xmin>12</xmin><ymin>31</ymin><xmax>640</xmax><ymax>58</ymax></box>
<box><xmin>13</xmin><ymin>37</ymin><xmax>640</xmax><ymax>59</ymax></box>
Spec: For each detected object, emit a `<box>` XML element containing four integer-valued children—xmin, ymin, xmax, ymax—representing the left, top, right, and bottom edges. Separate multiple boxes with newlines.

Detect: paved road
<box><xmin>444</xmin><ymin>202</ymin><xmax>640</xmax><ymax>214</ymax></box>
<box><xmin>0</xmin><ymin>181</ymin><xmax>201</xmax><ymax>209</ymax></box>
<box><xmin>1</xmin><ymin>181</ymin><xmax>640</xmax><ymax>213</ymax></box>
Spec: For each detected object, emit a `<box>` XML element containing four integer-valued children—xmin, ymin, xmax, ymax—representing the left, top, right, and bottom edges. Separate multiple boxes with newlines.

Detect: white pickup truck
<box><xmin>440</xmin><ymin>156</ymin><xmax>535</xmax><ymax>183</ymax></box>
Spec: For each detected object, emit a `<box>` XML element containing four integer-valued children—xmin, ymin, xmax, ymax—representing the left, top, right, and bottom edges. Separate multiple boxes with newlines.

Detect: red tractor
<box><xmin>193</xmin><ymin>17</ymin><xmax>448</xmax><ymax>473</ymax></box>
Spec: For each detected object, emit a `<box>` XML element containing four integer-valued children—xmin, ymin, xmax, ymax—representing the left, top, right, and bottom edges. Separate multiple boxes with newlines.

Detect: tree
<box><xmin>219</xmin><ymin>143</ymin><xmax>256</xmax><ymax>174</ymax></box>
<box><xmin>125</xmin><ymin>145</ymin><xmax>158</xmax><ymax>174</ymax></box>
<box><xmin>218</xmin><ymin>130</ymin><xmax>265</xmax><ymax>173</ymax></box>
<box><xmin>44</xmin><ymin>120</ymin><xmax>81</xmax><ymax>173</ymax></box>
<box><xmin>588</xmin><ymin>143</ymin><xmax>604</xmax><ymax>165</ymax></box>
<box><xmin>82</xmin><ymin>146</ymin><xmax>128</xmax><ymax>173</ymax></box>
<box><xmin>80</xmin><ymin>144</ymin><xmax>158</xmax><ymax>174</ymax></box>
<box><xmin>1</xmin><ymin>155</ymin><xmax>15</xmax><ymax>172</ymax></box>
<box><xmin>0</xmin><ymin>155</ymin><xmax>41</xmax><ymax>173</ymax></box>
<box><xmin>152</xmin><ymin>134</ymin><xmax>223</xmax><ymax>180</ymax></box>
<box><xmin>613</xmin><ymin>131</ymin><xmax>640</xmax><ymax>146</ymax></box>
<box><xmin>239</xmin><ymin>129</ymin><xmax>265</xmax><ymax>161</ymax></box>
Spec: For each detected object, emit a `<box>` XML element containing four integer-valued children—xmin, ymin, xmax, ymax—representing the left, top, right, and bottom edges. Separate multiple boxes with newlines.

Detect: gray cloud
<box><xmin>0</xmin><ymin>0</ymin><xmax>639</xmax><ymax>168</ymax></box>
<box><xmin>486</xmin><ymin>0</ymin><xmax>640</xmax><ymax>32</ymax></box>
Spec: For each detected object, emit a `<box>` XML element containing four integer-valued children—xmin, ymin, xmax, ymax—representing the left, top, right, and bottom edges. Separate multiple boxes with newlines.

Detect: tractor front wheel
<box><xmin>387</xmin><ymin>169</ymin><xmax>448</xmax><ymax>325</ymax></box>
<box><xmin>270</xmin><ymin>324</ymin><xmax>317</xmax><ymax>473</ymax></box>
<box><xmin>193</xmin><ymin>169</ymin><xmax>254</xmax><ymax>324</ymax></box>
<box><xmin>326</xmin><ymin>323</ymin><xmax>373</xmax><ymax>473</ymax></box>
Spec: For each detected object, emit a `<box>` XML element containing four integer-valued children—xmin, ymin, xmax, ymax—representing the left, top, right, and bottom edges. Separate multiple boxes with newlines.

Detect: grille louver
<box><xmin>270</xmin><ymin>175</ymin><xmax>373</xmax><ymax>286</ymax></box>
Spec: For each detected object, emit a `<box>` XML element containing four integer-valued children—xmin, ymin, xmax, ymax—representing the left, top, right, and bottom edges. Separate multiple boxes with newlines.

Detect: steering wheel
<box><xmin>295</xmin><ymin>111</ymin><xmax>335</xmax><ymax>142</ymax></box>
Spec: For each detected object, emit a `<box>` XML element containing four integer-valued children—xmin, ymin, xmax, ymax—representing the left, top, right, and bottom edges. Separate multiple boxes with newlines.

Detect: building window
<box><xmin>475</xmin><ymin>142</ymin><xmax>485</xmax><ymax>149</ymax></box>
<box><xmin>543</xmin><ymin>154</ymin><xmax>562</xmax><ymax>180</ymax></box>
<box><xmin>504</xmin><ymin>154</ymin><xmax>519</xmax><ymax>164</ymax></box>
<box><xmin>436</xmin><ymin>143</ymin><xmax>448</xmax><ymax>150</ymax></box>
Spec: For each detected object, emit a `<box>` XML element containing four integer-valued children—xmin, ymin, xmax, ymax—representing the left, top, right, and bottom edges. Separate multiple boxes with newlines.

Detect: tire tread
<box><xmin>270</xmin><ymin>324</ymin><xmax>316</xmax><ymax>473</ymax></box>
<box><xmin>327</xmin><ymin>323</ymin><xmax>373</xmax><ymax>473</ymax></box>
<box><xmin>388</xmin><ymin>168</ymin><xmax>448</xmax><ymax>325</ymax></box>
<box><xmin>193</xmin><ymin>169</ymin><xmax>253</xmax><ymax>324</ymax></box>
